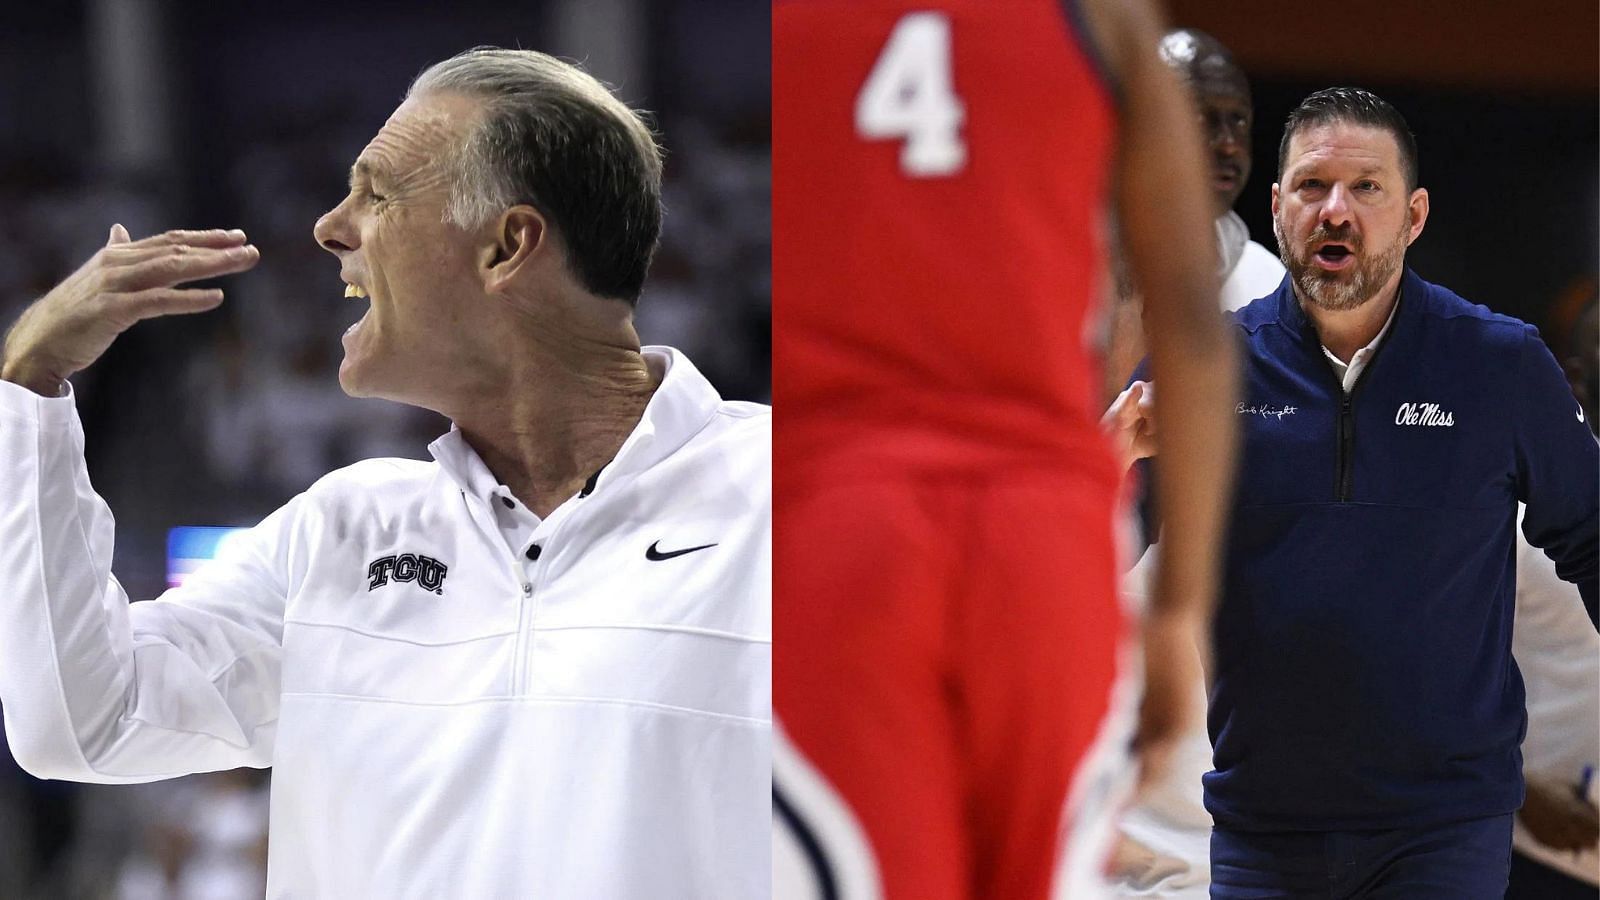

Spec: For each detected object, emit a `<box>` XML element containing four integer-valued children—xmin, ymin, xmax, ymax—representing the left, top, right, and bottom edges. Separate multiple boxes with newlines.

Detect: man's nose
<box><xmin>314</xmin><ymin>198</ymin><xmax>359</xmax><ymax>254</ymax></box>
<box><xmin>1320</xmin><ymin>183</ymin><xmax>1352</xmax><ymax>227</ymax></box>
<box><xmin>1213</xmin><ymin>124</ymin><xmax>1243</xmax><ymax>156</ymax></box>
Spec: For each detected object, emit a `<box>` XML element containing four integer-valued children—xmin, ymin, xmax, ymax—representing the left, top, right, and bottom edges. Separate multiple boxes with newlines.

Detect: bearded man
<box><xmin>1118</xmin><ymin>87</ymin><xmax>1597</xmax><ymax>897</ymax></box>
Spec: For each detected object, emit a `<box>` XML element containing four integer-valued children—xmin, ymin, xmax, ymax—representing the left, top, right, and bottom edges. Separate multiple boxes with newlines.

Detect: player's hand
<box><xmin>1132</xmin><ymin>608</ymin><xmax>1205</xmax><ymax>793</ymax></box>
<box><xmin>1520</xmin><ymin>774</ymin><xmax>1599</xmax><ymax>852</ymax></box>
<box><xmin>1101</xmin><ymin>380</ymin><xmax>1157</xmax><ymax>471</ymax></box>
<box><xmin>1</xmin><ymin>225</ymin><xmax>259</xmax><ymax>396</ymax></box>
<box><xmin>1105</xmin><ymin>833</ymin><xmax>1191</xmax><ymax>888</ymax></box>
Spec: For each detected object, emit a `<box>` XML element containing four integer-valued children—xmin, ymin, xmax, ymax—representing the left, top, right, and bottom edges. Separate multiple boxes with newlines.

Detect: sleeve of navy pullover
<box><xmin>1513</xmin><ymin>326</ymin><xmax>1600</xmax><ymax>627</ymax></box>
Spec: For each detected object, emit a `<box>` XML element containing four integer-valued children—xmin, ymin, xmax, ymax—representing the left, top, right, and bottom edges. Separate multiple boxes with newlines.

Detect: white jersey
<box><xmin>1218</xmin><ymin>238</ymin><xmax>1284</xmax><ymax>315</ymax></box>
<box><xmin>1108</xmin><ymin>222</ymin><xmax>1283</xmax><ymax>899</ymax></box>
<box><xmin>1511</xmin><ymin>506</ymin><xmax>1599</xmax><ymax>885</ymax></box>
<box><xmin>0</xmin><ymin>347</ymin><xmax>771</xmax><ymax>898</ymax></box>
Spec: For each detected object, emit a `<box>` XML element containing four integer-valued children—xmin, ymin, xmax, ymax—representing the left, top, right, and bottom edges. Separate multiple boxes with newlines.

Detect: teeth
<box><xmin>344</xmin><ymin>284</ymin><xmax>368</xmax><ymax>299</ymax></box>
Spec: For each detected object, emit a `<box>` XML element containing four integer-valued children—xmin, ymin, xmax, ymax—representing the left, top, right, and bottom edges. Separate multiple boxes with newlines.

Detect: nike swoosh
<box><xmin>646</xmin><ymin>540</ymin><xmax>718</xmax><ymax>561</ymax></box>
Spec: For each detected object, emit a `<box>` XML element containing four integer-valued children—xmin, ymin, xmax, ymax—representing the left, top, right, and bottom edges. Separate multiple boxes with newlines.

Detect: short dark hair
<box><xmin>1277</xmin><ymin>87</ymin><xmax>1418</xmax><ymax>191</ymax></box>
<box><xmin>410</xmin><ymin>48</ymin><xmax>663</xmax><ymax>305</ymax></box>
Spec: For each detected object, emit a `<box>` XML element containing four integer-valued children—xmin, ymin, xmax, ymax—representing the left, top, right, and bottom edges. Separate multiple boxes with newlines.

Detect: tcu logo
<box><xmin>1395</xmin><ymin>402</ymin><xmax>1455</xmax><ymax>427</ymax></box>
<box><xmin>368</xmin><ymin>553</ymin><xmax>449</xmax><ymax>595</ymax></box>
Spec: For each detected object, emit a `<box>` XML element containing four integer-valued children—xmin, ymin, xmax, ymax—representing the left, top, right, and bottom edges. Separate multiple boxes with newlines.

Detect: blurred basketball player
<box><xmin>1103</xmin><ymin>29</ymin><xmax>1284</xmax><ymax>898</ymax></box>
<box><xmin>773</xmin><ymin>1</ymin><xmax>1238</xmax><ymax>897</ymax></box>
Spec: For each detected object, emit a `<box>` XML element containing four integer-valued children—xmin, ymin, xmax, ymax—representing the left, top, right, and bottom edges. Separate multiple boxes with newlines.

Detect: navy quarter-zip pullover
<box><xmin>1204</xmin><ymin>267</ymin><xmax>1599</xmax><ymax>833</ymax></box>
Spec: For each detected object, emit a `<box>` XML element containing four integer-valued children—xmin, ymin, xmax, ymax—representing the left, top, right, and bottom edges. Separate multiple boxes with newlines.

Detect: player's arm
<box><xmin>1078</xmin><ymin>0</ymin><xmax>1239</xmax><ymax>781</ymax></box>
<box><xmin>1100</xmin><ymin>236</ymin><xmax>1147</xmax><ymax>409</ymax></box>
<box><xmin>0</xmin><ymin>226</ymin><xmax>283</xmax><ymax>782</ymax></box>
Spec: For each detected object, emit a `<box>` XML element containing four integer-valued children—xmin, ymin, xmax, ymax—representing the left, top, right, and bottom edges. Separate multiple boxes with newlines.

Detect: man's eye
<box><xmin>1301</xmin><ymin>179</ymin><xmax>1324</xmax><ymax>189</ymax></box>
<box><xmin>1355</xmin><ymin>181</ymin><xmax>1377</xmax><ymax>191</ymax></box>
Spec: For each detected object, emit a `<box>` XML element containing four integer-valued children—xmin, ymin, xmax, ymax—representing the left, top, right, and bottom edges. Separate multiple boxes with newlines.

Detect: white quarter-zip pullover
<box><xmin>0</xmin><ymin>346</ymin><xmax>771</xmax><ymax>898</ymax></box>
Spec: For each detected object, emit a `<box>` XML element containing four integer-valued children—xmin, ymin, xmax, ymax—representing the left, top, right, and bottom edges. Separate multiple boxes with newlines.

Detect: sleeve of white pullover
<box><xmin>0</xmin><ymin>379</ymin><xmax>295</xmax><ymax>783</ymax></box>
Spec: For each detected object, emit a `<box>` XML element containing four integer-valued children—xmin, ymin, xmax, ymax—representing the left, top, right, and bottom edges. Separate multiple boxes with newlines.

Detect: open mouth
<box><xmin>342</xmin><ymin>282</ymin><xmax>371</xmax><ymax>341</ymax></box>
<box><xmin>1313</xmin><ymin>243</ymin><xmax>1354</xmax><ymax>270</ymax></box>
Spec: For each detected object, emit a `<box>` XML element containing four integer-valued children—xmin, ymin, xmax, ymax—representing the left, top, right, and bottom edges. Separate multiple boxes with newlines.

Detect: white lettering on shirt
<box><xmin>1395</xmin><ymin>402</ymin><xmax>1455</xmax><ymax>427</ymax></box>
<box><xmin>1237</xmin><ymin>403</ymin><xmax>1298</xmax><ymax>420</ymax></box>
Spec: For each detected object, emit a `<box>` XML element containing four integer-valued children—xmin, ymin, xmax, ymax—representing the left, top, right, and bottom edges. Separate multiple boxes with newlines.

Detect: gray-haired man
<box><xmin>0</xmin><ymin>48</ymin><xmax>769</xmax><ymax>897</ymax></box>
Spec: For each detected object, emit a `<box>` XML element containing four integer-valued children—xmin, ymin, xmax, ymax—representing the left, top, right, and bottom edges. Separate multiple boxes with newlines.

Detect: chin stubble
<box><xmin>1276</xmin><ymin>219</ymin><xmax>1408</xmax><ymax>313</ymax></box>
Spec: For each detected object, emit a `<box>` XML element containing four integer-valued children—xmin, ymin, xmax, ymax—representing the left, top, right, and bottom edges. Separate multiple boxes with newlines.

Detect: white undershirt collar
<box><xmin>1321</xmin><ymin>293</ymin><xmax>1400</xmax><ymax>394</ymax></box>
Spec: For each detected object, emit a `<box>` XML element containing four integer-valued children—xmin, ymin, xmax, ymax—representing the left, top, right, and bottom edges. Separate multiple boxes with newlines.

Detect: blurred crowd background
<box><xmin>0</xmin><ymin>0</ymin><xmax>1593</xmax><ymax>897</ymax></box>
<box><xmin>0</xmin><ymin>0</ymin><xmax>766</xmax><ymax>896</ymax></box>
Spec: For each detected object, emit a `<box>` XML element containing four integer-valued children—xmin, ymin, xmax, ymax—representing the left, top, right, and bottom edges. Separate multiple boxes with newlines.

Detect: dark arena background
<box><xmin>0</xmin><ymin>1</ymin><xmax>766</xmax><ymax>896</ymax></box>
<box><xmin>1169</xmin><ymin>0</ymin><xmax>1598</xmax><ymax>356</ymax></box>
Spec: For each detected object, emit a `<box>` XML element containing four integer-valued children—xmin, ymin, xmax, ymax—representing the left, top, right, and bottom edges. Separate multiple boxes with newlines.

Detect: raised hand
<box><xmin>1101</xmin><ymin>379</ymin><xmax>1158</xmax><ymax>471</ymax></box>
<box><xmin>1</xmin><ymin>225</ymin><xmax>259</xmax><ymax>396</ymax></box>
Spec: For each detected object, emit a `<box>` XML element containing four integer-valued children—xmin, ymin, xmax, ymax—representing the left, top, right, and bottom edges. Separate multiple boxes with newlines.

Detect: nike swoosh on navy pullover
<box><xmin>1202</xmin><ymin>267</ymin><xmax>1599</xmax><ymax>833</ymax></box>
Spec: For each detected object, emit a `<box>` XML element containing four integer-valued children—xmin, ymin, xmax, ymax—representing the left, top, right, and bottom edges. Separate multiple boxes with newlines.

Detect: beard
<box><xmin>1275</xmin><ymin>218</ymin><xmax>1407</xmax><ymax>312</ymax></box>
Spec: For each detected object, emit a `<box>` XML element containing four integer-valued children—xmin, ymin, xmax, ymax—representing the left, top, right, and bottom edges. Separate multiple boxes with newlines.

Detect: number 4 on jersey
<box><xmin>854</xmin><ymin>12</ymin><xmax>967</xmax><ymax>178</ymax></box>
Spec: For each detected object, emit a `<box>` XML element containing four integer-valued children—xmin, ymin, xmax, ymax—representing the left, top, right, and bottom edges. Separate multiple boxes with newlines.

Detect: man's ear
<box><xmin>1405</xmin><ymin>187</ymin><xmax>1429</xmax><ymax>246</ymax></box>
<box><xmin>481</xmin><ymin>205</ymin><xmax>547</xmax><ymax>294</ymax></box>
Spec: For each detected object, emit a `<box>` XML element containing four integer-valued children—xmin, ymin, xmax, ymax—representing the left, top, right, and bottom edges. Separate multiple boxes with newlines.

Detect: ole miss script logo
<box><xmin>1394</xmin><ymin>402</ymin><xmax>1455</xmax><ymax>427</ymax></box>
<box><xmin>368</xmin><ymin>553</ymin><xmax>449</xmax><ymax>595</ymax></box>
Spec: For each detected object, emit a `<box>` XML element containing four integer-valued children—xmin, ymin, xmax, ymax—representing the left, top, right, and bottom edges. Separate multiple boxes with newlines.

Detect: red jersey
<box><xmin>774</xmin><ymin>0</ymin><xmax>1119</xmax><ymax>480</ymax></box>
<box><xmin>774</xmin><ymin>8</ymin><xmax>1133</xmax><ymax>895</ymax></box>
